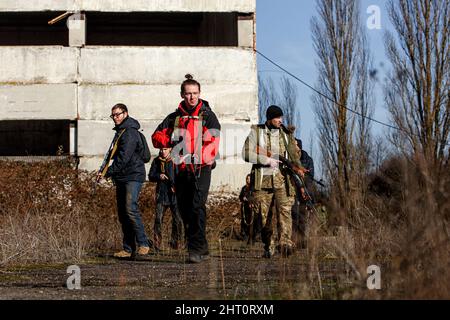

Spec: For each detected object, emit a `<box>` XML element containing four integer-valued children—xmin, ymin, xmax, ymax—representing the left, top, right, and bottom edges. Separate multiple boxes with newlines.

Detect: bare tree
<box><xmin>279</xmin><ymin>76</ymin><xmax>298</xmax><ymax>126</ymax></box>
<box><xmin>258</xmin><ymin>75</ymin><xmax>299</xmax><ymax>127</ymax></box>
<box><xmin>384</xmin><ymin>0</ymin><xmax>450</xmax><ymax>174</ymax></box>
<box><xmin>311</xmin><ymin>0</ymin><xmax>374</xmax><ymax>212</ymax></box>
<box><xmin>258</xmin><ymin>75</ymin><xmax>280</xmax><ymax>123</ymax></box>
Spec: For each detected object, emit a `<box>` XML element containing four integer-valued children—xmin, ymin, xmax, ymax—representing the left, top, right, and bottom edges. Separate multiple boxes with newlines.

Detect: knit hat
<box><xmin>266</xmin><ymin>105</ymin><xmax>283</xmax><ymax>120</ymax></box>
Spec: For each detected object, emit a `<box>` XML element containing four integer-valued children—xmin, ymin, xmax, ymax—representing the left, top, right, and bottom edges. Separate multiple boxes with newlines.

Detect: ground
<box><xmin>0</xmin><ymin>240</ymin><xmax>350</xmax><ymax>300</ymax></box>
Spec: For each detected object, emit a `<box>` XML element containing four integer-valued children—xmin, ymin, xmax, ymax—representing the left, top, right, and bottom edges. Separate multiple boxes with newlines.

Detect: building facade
<box><xmin>0</xmin><ymin>0</ymin><xmax>257</xmax><ymax>191</ymax></box>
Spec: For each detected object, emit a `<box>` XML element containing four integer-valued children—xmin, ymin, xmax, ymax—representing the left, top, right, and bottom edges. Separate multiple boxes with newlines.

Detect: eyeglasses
<box><xmin>110</xmin><ymin>111</ymin><xmax>124</xmax><ymax>119</ymax></box>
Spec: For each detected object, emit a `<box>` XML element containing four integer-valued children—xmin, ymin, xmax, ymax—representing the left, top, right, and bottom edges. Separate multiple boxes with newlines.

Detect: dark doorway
<box><xmin>0</xmin><ymin>120</ymin><xmax>70</xmax><ymax>156</ymax></box>
<box><xmin>0</xmin><ymin>12</ymin><xmax>68</xmax><ymax>46</ymax></box>
<box><xmin>86</xmin><ymin>12</ymin><xmax>238</xmax><ymax>46</ymax></box>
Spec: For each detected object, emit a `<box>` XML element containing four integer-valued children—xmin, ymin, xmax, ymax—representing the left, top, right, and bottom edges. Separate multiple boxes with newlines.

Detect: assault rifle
<box><xmin>93</xmin><ymin>129</ymin><xmax>126</xmax><ymax>192</ymax></box>
<box><xmin>255</xmin><ymin>146</ymin><xmax>315</xmax><ymax>210</ymax></box>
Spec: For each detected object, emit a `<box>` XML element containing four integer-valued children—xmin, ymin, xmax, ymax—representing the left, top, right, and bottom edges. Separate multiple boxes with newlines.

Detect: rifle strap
<box><xmin>171</xmin><ymin>112</ymin><xmax>205</xmax><ymax>171</ymax></box>
<box><xmin>100</xmin><ymin>128</ymin><xmax>126</xmax><ymax>177</ymax></box>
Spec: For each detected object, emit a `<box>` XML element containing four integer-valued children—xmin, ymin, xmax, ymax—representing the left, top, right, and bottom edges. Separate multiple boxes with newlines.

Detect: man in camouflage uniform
<box><xmin>242</xmin><ymin>105</ymin><xmax>306</xmax><ymax>258</ymax></box>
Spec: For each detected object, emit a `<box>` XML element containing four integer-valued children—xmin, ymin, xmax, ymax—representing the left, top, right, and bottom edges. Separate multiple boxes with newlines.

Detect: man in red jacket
<box><xmin>152</xmin><ymin>74</ymin><xmax>221</xmax><ymax>263</ymax></box>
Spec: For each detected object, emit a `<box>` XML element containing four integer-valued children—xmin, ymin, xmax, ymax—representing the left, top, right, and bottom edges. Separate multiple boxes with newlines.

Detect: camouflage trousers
<box><xmin>251</xmin><ymin>188</ymin><xmax>295</xmax><ymax>254</ymax></box>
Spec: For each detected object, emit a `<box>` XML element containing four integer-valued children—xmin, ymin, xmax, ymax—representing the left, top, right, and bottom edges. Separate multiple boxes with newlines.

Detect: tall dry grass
<box><xmin>302</xmin><ymin>155</ymin><xmax>450</xmax><ymax>299</ymax></box>
<box><xmin>0</xmin><ymin>158</ymin><xmax>448</xmax><ymax>299</ymax></box>
<box><xmin>0</xmin><ymin>160</ymin><xmax>239</xmax><ymax>267</ymax></box>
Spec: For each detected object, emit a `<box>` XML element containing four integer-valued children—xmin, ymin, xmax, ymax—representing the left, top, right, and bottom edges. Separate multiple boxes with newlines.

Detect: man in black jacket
<box><xmin>292</xmin><ymin>138</ymin><xmax>315</xmax><ymax>249</ymax></box>
<box><xmin>101</xmin><ymin>103</ymin><xmax>152</xmax><ymax>258</ymax></box>
<box><xmin>148</xmin><ymin>147</ymin><xmax>183</xmax><ymax>251</ymax></box>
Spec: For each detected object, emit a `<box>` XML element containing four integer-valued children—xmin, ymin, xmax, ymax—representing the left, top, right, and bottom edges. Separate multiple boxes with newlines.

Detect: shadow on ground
<box><xmin>0</xmin><ymin>240</ymin><xmax>352</xmax><ymax>300</ymax></box>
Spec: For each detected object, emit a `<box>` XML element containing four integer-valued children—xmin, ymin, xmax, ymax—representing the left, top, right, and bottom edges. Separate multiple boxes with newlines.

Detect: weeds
<box><xmin>0</xmin><ymin>158</ymin><xmax>448</xmax><ymax>299</ymax></box>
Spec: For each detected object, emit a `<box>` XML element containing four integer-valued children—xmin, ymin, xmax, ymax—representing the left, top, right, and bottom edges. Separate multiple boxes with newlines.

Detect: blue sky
<box><xmin>256</xmin><ymin>0</ymin><xmax>392</xmax><ymax>163</ymax></box>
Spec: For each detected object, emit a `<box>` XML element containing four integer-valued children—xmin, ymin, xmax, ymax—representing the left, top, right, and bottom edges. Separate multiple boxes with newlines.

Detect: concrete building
<box><xmin>0</xmin><ymin>0</ymin><xmax>257</xmax><ymax>191</ymax></box>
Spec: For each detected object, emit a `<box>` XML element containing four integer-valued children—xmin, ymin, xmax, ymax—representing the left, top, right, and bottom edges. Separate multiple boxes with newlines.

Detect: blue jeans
<box><xmin>115</xmin><ymin>181</ymin><xmax>150</xmax><ymax>253</ymax></box>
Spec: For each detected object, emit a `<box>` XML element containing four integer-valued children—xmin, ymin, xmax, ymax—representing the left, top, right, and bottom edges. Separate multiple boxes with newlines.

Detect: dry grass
<box><xmin>0</xmin><ymin>158</ymin><xmax>448</xmax><ymax>299</ymax></box>
<box><xmin>0</xmin><ymin>160</ymin><xmax>241</xmax><ymax>267</ymax></box>
<box><xmin>303</xmin><ymin>156</ymin><xmax>450</xmax><ymax>299</ymax></box>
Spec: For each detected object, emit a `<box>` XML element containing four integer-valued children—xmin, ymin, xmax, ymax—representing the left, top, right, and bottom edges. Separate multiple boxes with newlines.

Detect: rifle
<box><xmin>312</xmin><ymin>178</ymin><xmax>325</xmax><ymax>187</ymax></box>
<box><xmin>255</xmin><ymin>146</ymin><xmax>316</xmax><ymax>210</ymax></box>
<box><xmin>93</xmin><ymin>129</ymin><xmax>126</xmax><ymax>192</ymax></box>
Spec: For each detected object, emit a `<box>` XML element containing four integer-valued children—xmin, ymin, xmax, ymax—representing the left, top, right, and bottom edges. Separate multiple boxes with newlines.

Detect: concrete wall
<box><xmin>0</xmin><ymin>46</ymin><xmax>257</xmax><ymax>190</ymax></box>
<box><xmin>0</xmin><ymin>47</ymin><xmax>257</xmax><ymax>120</ymax></box>
<box><xmin>0</xmin><ymin>0</ymin><xmax>256</xmax><ymax>13</ymax></box>
<box><xmin>0</xmin><ymin>84</ymin><xmax>77</xmax><ymax>120</ymax></box>
<box><xmin>0</xmin><ymin>0</ymin><xmax>257</xmax><ymax>191</ymax></box>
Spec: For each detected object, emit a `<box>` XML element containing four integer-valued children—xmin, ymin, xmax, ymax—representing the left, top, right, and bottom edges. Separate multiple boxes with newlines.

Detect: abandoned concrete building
<box><xmin>0</xmin><ymin>0</ymin><xmax>257</xmax><ymax>191</ymax></box>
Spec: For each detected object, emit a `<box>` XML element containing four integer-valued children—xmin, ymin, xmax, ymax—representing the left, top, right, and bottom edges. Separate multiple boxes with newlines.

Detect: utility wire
<box><xmin>256</xmin><ymin>49</ymin><xmax>450</xmax><ymax>147</ymax></box>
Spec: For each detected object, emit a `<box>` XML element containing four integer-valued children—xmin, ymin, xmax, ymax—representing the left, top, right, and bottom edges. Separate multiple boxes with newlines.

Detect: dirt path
<box><xmin>0</xmin><ymin>240</ymin><xmax>348</xmax><ymax>300</ymax></box>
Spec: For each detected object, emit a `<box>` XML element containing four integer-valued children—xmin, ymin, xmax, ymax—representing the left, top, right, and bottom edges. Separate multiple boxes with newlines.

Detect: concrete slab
<box><xmin>0</xmin><ymin>84</ymin><xmax>77</xmax><ymax>120</ymax></box>
<box><xmin>79</xmin><ymin>47</ymin><xmax>256</xmax><ymax>85</ymax></box>
<box><xmin>68</xmin><ymin>13</ymin><xmax>86</xmax><ymax>47</ymax></box>
<box><xmin>210</xmin><ymin>162</ymin><xmax>252</xmax><ymax>192</ymax></box>
<box><xmin>0</xmin><ymin>0</ymin><xmax>256</xmax><ymax>13</ymax></box>
<box><xmin>0</xmin><ymin>47</ymin><xmax>78</xmax><ymax>84</ymax></box>
<box><xmin>77</xmin><ymin>84</ymin><xmax>257</xmax><ymax>122</ymax></box>
<box><xmin>238</xmin><ymin>19</ymin><xmax>254</xmax><ymax>48</ymax></box>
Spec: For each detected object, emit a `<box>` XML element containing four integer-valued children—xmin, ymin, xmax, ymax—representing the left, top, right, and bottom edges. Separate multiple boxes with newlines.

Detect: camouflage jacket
<box><xmin>242</xmin><ymin>123</ymin><xmax>302</xmax><ymax>196</ymax></box>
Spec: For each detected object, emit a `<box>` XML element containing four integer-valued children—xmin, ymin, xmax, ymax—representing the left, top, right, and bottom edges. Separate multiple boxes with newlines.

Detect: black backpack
<box><xmin>138</xmin><ymin>130</ymin><xmax>151</xmax><ymax>163</ymax></box>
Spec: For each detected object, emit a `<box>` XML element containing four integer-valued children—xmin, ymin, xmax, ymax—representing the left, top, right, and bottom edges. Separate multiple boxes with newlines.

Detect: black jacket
<box><xmin>148</xmin><ymin>156</ymin><xmax>176</xmax><ymax>205</ymax></box>
<box><xmin>105</xmin><ymin>116</ymin><xmax>146</xmax><ymax>183</ymax></box>
<box><xmin>300</xmin><ymin>150</ymin><xmax>314</xmax><ymax>180</ymax></box>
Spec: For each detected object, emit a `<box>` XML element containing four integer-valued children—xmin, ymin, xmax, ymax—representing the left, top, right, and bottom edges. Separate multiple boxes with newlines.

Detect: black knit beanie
<box><xmin>266</xmin><ymin>105</ymin><xmax>283</xmax><ymax>120</ymax></box>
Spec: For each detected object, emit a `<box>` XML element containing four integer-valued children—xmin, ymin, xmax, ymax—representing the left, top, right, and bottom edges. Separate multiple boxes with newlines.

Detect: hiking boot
<box><xmin>279</xmin><ymin>245</ymin><xmax>294</xmax><ymax>257</ymax></box>
<box><xmin>153</xmin><ymin>246</ymin><xmax>162</xmax><ymax>254</ymax></box>
<box><xmin>188</xmin><ymin>253</ymin><xmax>210</xmax><ymax>263</ymax></box>
<box><xmin>137</xmin><ymin>246</ymin><xmax>150</xmax><ymax>255</ymax></box>
<box><xmin>113</xmin><ymin>250</ymin><xmax>132</xmax><ymax>258</ymax></box>
<box><xmin>169</xmin><ymin>241</ymin><xmax>182</xmax><ymax>250</ymax></box>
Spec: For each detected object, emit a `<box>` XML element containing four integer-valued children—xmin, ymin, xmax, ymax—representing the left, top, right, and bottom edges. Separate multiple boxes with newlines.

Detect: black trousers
<box><xmin>175</xmin><ymin>166</ymin><xmax>211</xmax><ymax>255</ymax></box>
<box><xmin>153</xmin><ymin>202</ymin><xmax>183</xmax><ymax>249</ymax></box>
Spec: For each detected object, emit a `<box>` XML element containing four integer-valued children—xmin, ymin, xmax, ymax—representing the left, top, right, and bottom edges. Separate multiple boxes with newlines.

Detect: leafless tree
<box><xmin>258</xmin><ymin>75</ymin><xmax>298</xmax><ymax>127</ymax></box>
<box><xmin>384</xmin><ymin>0</ymin><xmax>450</xmax><ymax>175</ymax></box>
<box><xmin>311</xmin><ymin>0</ymin><xmax>374</xmax><ymax>212</ymax></box>
<box><xmin>258</xmin><ymin>75</ymin><xmax>280</xmax><ymax>123</ymax></box>
<box><xmin>279</xmin><ymin>76</ymin><xmax>298</xmax><ymax>126</ymax></box>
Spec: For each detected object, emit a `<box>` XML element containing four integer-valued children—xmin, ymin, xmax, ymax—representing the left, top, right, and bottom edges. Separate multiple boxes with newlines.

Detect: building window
<box><xmin>0</xmin><ymin>120</ymin><xmax>70</xmax><ymax>156</ymax></box>
<box><xmin>0</xmin><ymin>12</ymin><xmax>68</xmax><ymax>46</ymax></box>
<box><xmin>86</xmin><ymin>12</ymin><xmax>238</xmax><ymax>46</ymax></box>
<box><xmin>0</xmin><ymin>11</ymin><xmax>239</xmax><ymax>47</ymax></box>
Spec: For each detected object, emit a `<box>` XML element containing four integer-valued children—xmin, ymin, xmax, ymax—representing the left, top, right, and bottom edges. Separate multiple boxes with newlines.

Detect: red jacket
<box><xmin>152</xmin><ymin>99</ymin><xmax>221</xmax><ymax>171</ymax></box>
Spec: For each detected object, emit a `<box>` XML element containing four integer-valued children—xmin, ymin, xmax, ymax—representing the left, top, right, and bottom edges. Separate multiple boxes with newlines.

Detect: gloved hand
<box><xmin>267</xmin><ymin>157</ymin><xmax>281</xmax><ymax>169</ymax></box>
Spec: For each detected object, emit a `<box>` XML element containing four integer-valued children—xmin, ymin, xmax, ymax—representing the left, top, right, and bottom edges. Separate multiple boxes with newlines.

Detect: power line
<box><xmin>255</xmin><ymin>49</ymin><xmax>450</xmax><ymax>148</ymax></box>
<box><xmin>256</xmin><ymin>49</ymin><xmax>402</xmax><ymax>131</ymax></box>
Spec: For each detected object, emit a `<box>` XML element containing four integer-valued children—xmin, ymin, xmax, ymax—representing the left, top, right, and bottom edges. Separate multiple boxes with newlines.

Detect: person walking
<box><xmin>151</xmin><ymin>74</ymin><xmax>221</xmax><ymax>263</ymax></box>
<box><xmin>99</xmin><ymin>103</ymin><xmax>152</xmax><ymax>258</ymax></box>
<box><xmin>242</xmin><ymin>105</ymin><xmax>306</xmax><ymax>258</ymax></box>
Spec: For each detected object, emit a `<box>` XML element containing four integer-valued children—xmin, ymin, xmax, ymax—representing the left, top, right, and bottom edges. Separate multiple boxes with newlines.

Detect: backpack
<box><xmin>138</xmin><ymin>130</ymin><xmax>152</xmax><ymax>163</ymax></box>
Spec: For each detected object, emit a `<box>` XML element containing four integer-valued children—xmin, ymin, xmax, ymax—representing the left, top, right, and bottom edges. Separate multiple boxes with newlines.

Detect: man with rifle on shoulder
<box><xmin>242</xmin><ymin>105</ymin><xmax>308</xmax><ymax>258</ymax></box>
<box><xmin>97</xmin><ymin>103</ymin><xmax>152</xmax><ymax>258</ymax></box>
